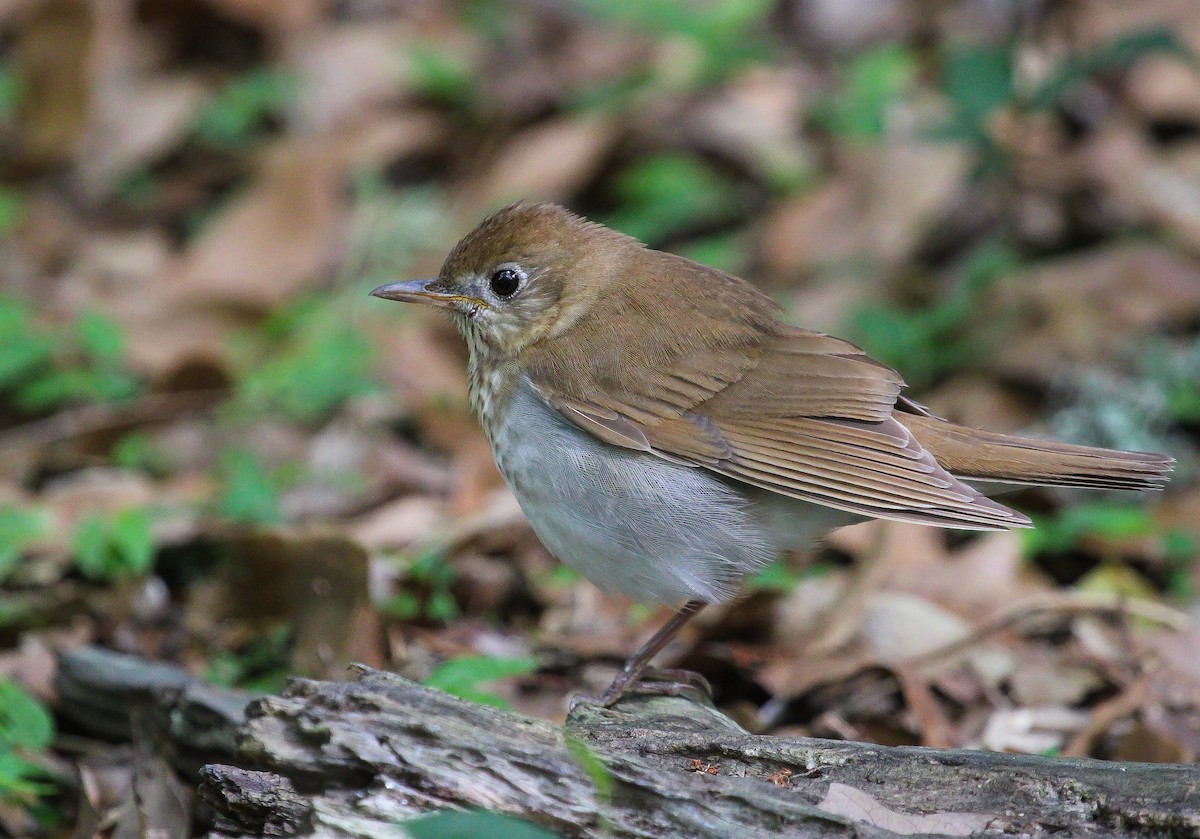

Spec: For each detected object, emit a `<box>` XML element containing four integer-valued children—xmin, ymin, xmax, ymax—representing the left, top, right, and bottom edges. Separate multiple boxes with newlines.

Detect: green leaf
<box><xmin>72</xmin><ymin>514</ymin><xmax>111</xmax><ymax>580</ymax></box>
<box><xmin>941</xmin><ymin>41</ymin><xmax>1015</xmax><ymax>140</ymax></box>
<box><xmin>216</xmin><ymin>449</ymin><xmax>282</xmax><ymax>525</ymax></box>
<box><xmin>71</xmin><ymin>508</ymin><xmax>154</xmax><ymax>580</ymax></box>
<box><xmin>404</xmin><ymin>810</ymin><xmax>562</xmax><ymax>839</ymax></box>
<box><xmin>111</xmin><ymin>431</ymin><xmax>168</xmax><ymax>474</ymax></box>
<box><xmin>408</xmin><ymin>47</ymin><xmax>475</xmax><ymax>106</ymax></box>
<box><xmin>0</xmin><ymin>187</ymin><xmax>25</xmax><ymax>237</ymax></box>
<box><xmin>575</xmin><ymin>0</ymin><xmax>775</xmax><ymax>84</ymax></box>
<box><xmin>1029</xmin><ymin>27</ymin><xmax>1195</xmax><ymax>111</ymax></box>
<box><xmin>1024</xmin><ymin>502</ymin><xmax>1154</xmax><ymax>557</ymax></box>
<box><xmin>0</xmin><ymin>64</ymin><xmax>22</xmax><ymax>117</ymax></box>
<box><xmin>564</xmin><ymin>735</ymin><xmax>613</xmax><ymax>803</ymax></box>
<box><xmin>0</xmin><ymin>681</ymin><xmax>54</xmax><ymax>751</ymax></box>
<box><xmin>192</xmin><ymin>68</ymin><xmax>296</xmax><ymax>147</ymax></box>
<box><xmin>233</xmin><ymin>295</ymin><xmax>376</xmax><ymax>423</ymax></box>
<box><xmin>423</xmin><ymin>655</ymin><xmax>537</xmax><ymax>708</ymax></box>
<box><xmin>0</xmin><ymin>506</ymin><xmax>49</xmax><ymax>581</ymax></box>
<box><xmin>814</xmin><ymin>44</ymin><xmax>918</xmax><ymax>140</ymax></box>
<box><xmin>0</xmin><ymin>752</ymin><xmax>58</xmax><ymax>803</ymax></box>
<box><xmin>74</xmin><ymin>311</ymin><xmax>125</xmax><ymax>365</ymax></box>
<box><xmin>109</xmin><ymin>508</ymin><xmax>154</xmax><ymax>576</ymax></box>
<box><xmin>605</xmin><ymin>154</ymin><xmax>741</xmax><ymax>242</ymax></box>
<box><xmin>0</xmin><ymin>300</ymin><xmax>53</xmax><ymax>389</ymax></box>
<box><xmin>205</xmin><ymin>626</ymin><xmax>291</xmax><ymax>691</ymax></box>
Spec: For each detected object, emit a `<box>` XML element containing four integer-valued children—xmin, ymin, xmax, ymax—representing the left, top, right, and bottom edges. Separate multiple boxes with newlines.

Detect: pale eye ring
<box><xmin>489</xmin><ymin>268</ymin><xmax>521</xmax><ymax>298</ymax></box>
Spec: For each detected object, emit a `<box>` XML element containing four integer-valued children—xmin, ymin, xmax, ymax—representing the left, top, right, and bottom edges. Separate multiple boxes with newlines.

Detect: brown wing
<box><xmin>527</xmin><ymin>318</ymin><xmax>1029</xmax><ymax>530</ymax></box>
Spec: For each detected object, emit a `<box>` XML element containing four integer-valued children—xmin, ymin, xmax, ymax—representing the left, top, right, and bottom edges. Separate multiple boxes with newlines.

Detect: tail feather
<box><xmin>900</xmin><ymin>413</ymin><xmax>1173</xmax><ymax>492</ymax></box>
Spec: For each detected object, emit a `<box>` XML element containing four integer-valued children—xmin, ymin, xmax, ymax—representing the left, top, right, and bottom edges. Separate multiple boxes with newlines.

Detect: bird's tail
<box><xmin>900</xmin><ymin>413</ymin><xmax>1174</xmax><ymax>492</ymax></box>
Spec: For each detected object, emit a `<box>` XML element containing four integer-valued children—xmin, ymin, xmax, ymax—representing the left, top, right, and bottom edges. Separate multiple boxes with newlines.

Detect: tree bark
<box><xmin>56</xmin><ymin>647</ymin><xmax>1200</xmax><ymax>838</ymax></box>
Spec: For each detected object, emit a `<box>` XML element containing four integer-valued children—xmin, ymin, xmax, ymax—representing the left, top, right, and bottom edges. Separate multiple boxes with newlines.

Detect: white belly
<box><xmin>488</xmin><ymin>378</ymin><xmax>849</xmax><ymax>605</ymax></box>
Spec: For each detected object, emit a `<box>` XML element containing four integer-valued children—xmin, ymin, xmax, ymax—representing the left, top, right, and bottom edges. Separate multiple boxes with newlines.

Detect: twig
<box><xmin>0</xmin><ymin>389</ymin><xmax>224</xmax><ymax>453</ymax></box>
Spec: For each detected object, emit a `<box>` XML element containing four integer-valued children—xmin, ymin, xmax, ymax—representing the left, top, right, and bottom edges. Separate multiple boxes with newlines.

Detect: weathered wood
<box><xmin>57</xmin><ymin>648</ymin><xmax>1200</xmax><ymax>838</ymax></box>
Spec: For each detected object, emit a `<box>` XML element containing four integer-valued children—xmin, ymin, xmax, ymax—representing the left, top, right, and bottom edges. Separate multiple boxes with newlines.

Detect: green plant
<box><xmin>746</xmin><ymin>559</ymin><xmax>830</xmax><ymax>594</ymax></box>
<box><xmin>231</xmin><ymin>294</ymin><xmax>377</xmax><ymax>424</ymax></box>
<box><xmin>845</xmin><ymin>238</ymin><xmax>1019</xmax><ymax>387</ymax></box>
<box><xmin>576</xmin><ymin>0</ymin><xmax>775</xmax><ymax>86</ymax></box>
<box><xmin>1138</xmin><ymin>337</ymin><xmax>1200</xmax><ymax>424</ymax></box>
<box><xmin>72</xmin><ymin>507</ymin><xmax>154</xmax><ymax>581</ymax></box>
<box><xmin>0</xmin><ymin>298</ymin><xmax>141</xmax><ymax>413</ymax></box>
<box><xmin>404</xmin><ymin>809</ymin><xmax>562</xmax><ymax>839</ymax></box>
<box><xmin>604</xmin><ymin>154</ymin><xmax>742</xmax><ymax>243</ymax></box>
<box><xmin>423</xmin><ymin>655</ymin><xmax>537</xmax><ymax>709</ymax></box>
<box><xmin>192</xmin><ymin>68</ymin><xmax>296</xmax><ymax>147</ymax></box>
<box><xmin>407</xmin><ymin>46</ymin><xmax>476</xmax><ymax>107</ymax></box>
<box><xmin>0</xmin><ymin>63</ymin><xmax>22</xmax><ymax>118</ymax></box>
<box><xmin>215</xmin><ymin>448</ymin><xmax>284</xmax><ymax>525</ymax></box>
<box><xmin>1025</xmin><ymin>27</ymin><xmax>1194</xmax><ymax>112</ymax></box>
<box><xmin>205</xmin><ymin>625</ymin><xmax>291</xmax><ymax>692</ymax></box>
<box><xmin>812</xmin><ymin>44</ymin><xmax>919</xmax><ymax>141</ymax></box>
<box><xmin>1024</xmin><ymin>502</ymin><xmax>1155</xmax><ymax>557</ymax></box>
<box><xmin>0</xmin><ymin>187</ymin><xmax>24</xmax><ymax>237</ymax></box>
<box><xmin>381</xmin><ymin>548</ymin><xmax>460</xmax><ymax>624</ymax></box>
<box><xmin>564</xmin><ymin>734</ymin><xmax>614</xmax><ymax>803</ymax></box>
<box><xmin>1024</xmin><ymin>503</ymin><xmax>1196</xmax><ymax>601</ymax></box>
<box><xmin>935</xmin><ymin>27</ymin><xmax>1194</xmax><ymax>172</ymax></box>
<box><xmin>677</xmin><ymin>230</ymin><xmax>749</xmax><ymax>275</ymax></box>
<box><xmin>0</xmin><ymin>680</ymin><xmax>57</xmax><ymax>806</ymax></box>
<box><xmin>110</xmin><ymin>431</ymin><xmax>171</xmax><ymax>476</ymax></box>
<box><xmin>0</xmin><ymin>506</ymin><xmax>49</xmax><ymax>582</ymax></box>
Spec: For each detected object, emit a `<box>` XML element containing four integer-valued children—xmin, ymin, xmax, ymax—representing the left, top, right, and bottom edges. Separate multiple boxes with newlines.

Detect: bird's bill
<box><xmin>369</xmin><ymin>279</ymin><xmax>483</xmax><ymax>310</ymax></box>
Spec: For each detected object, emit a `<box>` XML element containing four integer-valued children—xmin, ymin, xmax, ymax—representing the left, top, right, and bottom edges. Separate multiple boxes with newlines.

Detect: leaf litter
<box><xmin>0</xmin><ymin>0</ymin><xmax>1197</xmax><ymax>833</ymax></box>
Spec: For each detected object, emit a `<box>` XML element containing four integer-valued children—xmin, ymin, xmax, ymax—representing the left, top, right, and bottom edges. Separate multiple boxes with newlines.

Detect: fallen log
<box><xmin>56</xmin><ymin>648</ymin><xmax>1200</xmax><ymax>838</ymax></box>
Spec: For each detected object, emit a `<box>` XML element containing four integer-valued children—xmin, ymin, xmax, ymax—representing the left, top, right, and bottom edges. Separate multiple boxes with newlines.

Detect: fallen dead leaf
<box><xmin>168</xmin><ymin>138</ymin><xmax>347</xmax><ymax>309</ymax></box>
<box><xmin>459</xmin><ymin>114</ymin><xmax>618</xmax><ymax>210</ymax></box>
<box><xmin>817</xmin><ymin>782</ymin><xmax>994</xmax><ymax>836</ymax></box>
<box><xmin>982</xmin><ymin>706</ymin><xmax>1090</xmax><ymax>754</ymax></box>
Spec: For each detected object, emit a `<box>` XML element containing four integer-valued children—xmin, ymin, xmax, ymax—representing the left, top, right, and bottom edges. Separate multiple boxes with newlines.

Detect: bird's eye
<box><xmin>489</xmin><ymin>268</ymin><xmax>522</xmax><ymax>298</ymax></box>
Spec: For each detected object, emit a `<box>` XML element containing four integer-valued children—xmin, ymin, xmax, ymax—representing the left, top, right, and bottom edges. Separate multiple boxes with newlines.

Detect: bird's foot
<box><xmin>569</xmin><ymin>667</ymin><xmax>713</xmax><ymax>711</ymax></box>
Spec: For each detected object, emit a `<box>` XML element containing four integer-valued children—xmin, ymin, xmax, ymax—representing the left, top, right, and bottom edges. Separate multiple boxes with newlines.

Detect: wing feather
<box><xmin>520</xmin><ymin>255</ymin><xmax>1029</xmax><ymax>530</ymax></box>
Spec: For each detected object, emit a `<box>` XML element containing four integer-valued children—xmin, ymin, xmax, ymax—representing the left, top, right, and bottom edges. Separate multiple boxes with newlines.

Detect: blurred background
<box><xmin>2</xmin><ymin>0</ymin><xmax>1200</xmax><ymax>831</ymax></box>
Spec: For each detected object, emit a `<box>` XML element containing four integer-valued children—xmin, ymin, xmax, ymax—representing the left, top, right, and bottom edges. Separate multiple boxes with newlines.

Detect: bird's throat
<box><xmin>463</xmin><ymin>325</ymin><xmax>519</xmax><ymax>441</ymax></box>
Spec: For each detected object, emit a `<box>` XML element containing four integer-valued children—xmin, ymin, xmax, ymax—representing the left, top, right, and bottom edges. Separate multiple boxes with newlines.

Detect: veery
<box><xmin>372</xmin><ymin>202</ymin><xmax>1172</xmax><ymax>707</ymax></box>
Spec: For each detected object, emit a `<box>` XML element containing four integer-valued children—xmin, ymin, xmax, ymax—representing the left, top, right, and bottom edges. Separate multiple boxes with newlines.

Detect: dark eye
<box><xmin>489</xmin><ymin>268</ymin><xmax>521</xmax><ymax>298</ymax></box>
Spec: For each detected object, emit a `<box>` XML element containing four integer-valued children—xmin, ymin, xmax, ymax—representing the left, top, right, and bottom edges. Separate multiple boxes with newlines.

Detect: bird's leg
<box><xmin>572</xmin><ymin>599</ymin><xmax>708</xmax><ymax>709</ymax></box>
<box><xmin>638</xmin><ymin>667</ymin><xmax>713</xmax><ymax>700</ymax></box>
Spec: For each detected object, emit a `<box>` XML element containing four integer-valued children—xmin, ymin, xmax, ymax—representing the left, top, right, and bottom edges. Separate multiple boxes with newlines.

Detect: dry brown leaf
<box><xmin>214</xmin><ymin>530</ymin><xmax>380</xmax><ymax>678</ymax></box>
<box><xmin>983</xmin><ymin>706</ymin><xmax>1090</xmax><ymax>754</ymax></box>
<box><xmin>205</xmin><ymin>0</ymin><xmax>324</xmax><ymax>33</ymax></box>
<box><xmin>1126</xmin><ymin>56</ymin><xmax>1200</xmax><ymax>123</ymax></box>
<box><xmin>1083</xmin><ymin>121</ymin><xmax>1200</xmax><ymax>254</ymax></box>
<box><xmin>289</xmin><ymin>22</ymin><xmax>411</xmax><ymax>131</ymax></box>
<box><xmin>168</xmin><ymin>138</ymin><xmax>347</xmax><ymax>309</ymax></box>
<box><xmin>74</xmin><ymin>0</ymin><xmax>208</xmax><ymax>195</ymax></box>
<box><xmin>861</xmin><ymin>591</ymin><xmax>971</xmax><ymax>665</ymax></box>
<box><xmin>1008</xmin><ymin>653</ymin><xmax>1104</xmax><ymax>707</ymax></box>
<box><xmin>895</xmin><ymin>667</ymin><xmax>954</xmax><ymax>748</ymax></box>
<box><xmin>1114</xmin><ymin>718</ymin><xmax>1190</xmax><ymax>764</ymax></box>
<box><xmin>759</xmin><ymin>180</ymin><xmax>862</xmax><ymax>280</ymax></box>
<box><xmin>986</xmin><ymin>242</ymin><xmax>1200</xmax><ymax>380</ymax></box>
<box><xmin>687</xmin><ymin>67</ymin><xmax>813</xmax><ymax>183</ymax></box>
<box><xmin>350</xmin><ymin>494</ymin><xmax>447</xmax><ymax>550</ymax></box>
<box><xmin>9</xmin><ymin>0</ymin><xmax>92</xmax><ymax>167</ymax></box>
<box><xmin>459</xmin><ymin>115</ymin><xmax>618</xmax><ymax>210</ymax></box>
<box><xmin>863</xmin><ymin>140</ymin><xmax>970</xmax><ymax>265</ymax></box>
<box><xmin>910</xmin><ymin>530</ymin><xmax>1047</xmax><ymax>615</ymax></box>
<box><xmin>817</xmin><ymin>782</ymin><xmax>993</xmax><ymax>836</ymax></box>
<box><xmin>923</xmin><ymin>374</ymin><xmax>1037</xmax><ymax>433</ymax></box>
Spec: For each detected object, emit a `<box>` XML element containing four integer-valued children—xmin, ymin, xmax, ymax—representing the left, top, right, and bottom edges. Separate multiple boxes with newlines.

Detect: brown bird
<box><xmin>371</xmin><ymin>202</ymin><xmax>1172</xmax><ymax>706</ymax></box>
